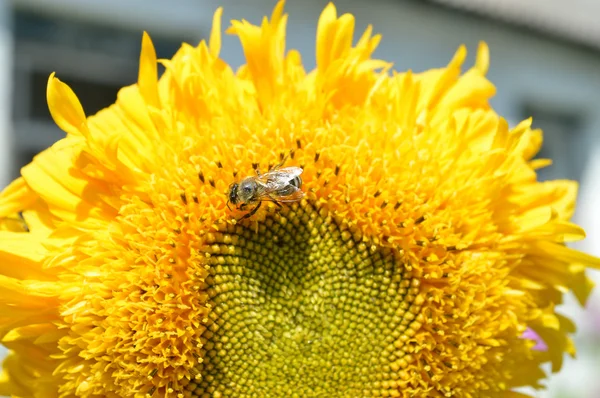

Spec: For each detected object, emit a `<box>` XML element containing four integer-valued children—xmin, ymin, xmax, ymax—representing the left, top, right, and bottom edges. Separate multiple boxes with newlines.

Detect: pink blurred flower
<box><xmin>522</xmin><ymin>327</ymin><xmax>548</xmax><ymax>351</ymax></box>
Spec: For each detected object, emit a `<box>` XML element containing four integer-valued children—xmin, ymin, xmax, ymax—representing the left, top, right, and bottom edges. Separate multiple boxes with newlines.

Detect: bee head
<box><xmin>228</xmin><ymin>182</ymin><xmax>239</xmax><ymax>205</ymax></box>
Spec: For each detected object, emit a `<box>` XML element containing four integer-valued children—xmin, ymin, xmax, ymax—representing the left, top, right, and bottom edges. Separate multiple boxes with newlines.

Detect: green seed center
<box><xmin>189</xmin><ymin>203</ymin><xmax>420</xmax><ymax>398</ymax></box>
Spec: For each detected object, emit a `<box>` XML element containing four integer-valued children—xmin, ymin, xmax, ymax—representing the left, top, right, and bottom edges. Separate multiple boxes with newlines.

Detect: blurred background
<box><xmin>3</xmin><ymin>0</ymin><xmax>600</xmax><ymax>396</ymax></box>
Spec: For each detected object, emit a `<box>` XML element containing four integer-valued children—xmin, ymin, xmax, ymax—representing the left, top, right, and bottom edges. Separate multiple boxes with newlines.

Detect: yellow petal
<box><xmin>209</xmin><ymin>7</ymin><xmax>224</xmax><ymax>58</ymax></box>
<box><xmin>2</xmin><ymin>324</ymin><xmax>58</xmax><ymax>343</ymax></box>
<box><xmin>570</xmin><ymin>271</ymin><xmax>595</xmax><ymax>306</ymax></box>
<box><xmin>0</xmin><ymin>232</ymin><xmax>51</xmax><ymax>281</ymax></box>
<box><xmin>316</xmin><ymin>2</ymin><xmax>338</xmax><ymax>72</ymax></box>
<box><xmin>138</xmin><ymin>32</ymin><xmax>160</xmax><ymax>109</ymax></box>
<box><xmin>0</xmin><ymin>178</ymin><xmax>37</xmax><ymax>218</ymax></box>
<box><xmin>533</xmin><ymin>241</ymin><xmax>600</xmax><ymax>269</ymax></box>
<box><xmin>416</xmin><ymin>45</ymin><xmax>467</xmax><ymax>111</ymax></box>
<box><xmin>475</xmin><ymin>41</ymin><xmax>490</xmax><ymax>75</ymax></box>
<box><xmin>0</xmin><ymin>353</ymin><xmax>29</xmax><ymax>396</ymax></box>
<box><xmin>529</xmin><ymin>158</ymin><xmax>552</xmax><ymax>170</ymax></box>
<box><xmin>0</xmin><ymin>231</ymin><xmax>47</xmax><ymax>263</ymax></box>
<box><xmin>20</xmin><ymin>140</ymin><xmax>115</xmax><ymax>224</ymax></box>
<box><xmin>46</xmin><ymin>73</ymin><xmax>88</xmax><ymax>137</ymax></box>
<box><xmin>227</xmin><ymin>0</ymin><xmax>287</xmax><ymax>109</ymax></box>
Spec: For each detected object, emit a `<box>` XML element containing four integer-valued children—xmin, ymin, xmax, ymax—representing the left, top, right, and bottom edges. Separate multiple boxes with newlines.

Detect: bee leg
<box><xmin>272</xmin><ymin>153</ymin><xmax>288</xmax><ymax>170</ymax></box>
<box><xmin>267</xmin><ymin>197</ymin><xmax>283</xmax><ymax>208</ymax></box>
<box><xmin>239</xmin><ymin>203</ymin><xmax>247</xmax><ymax>211</ymax></box>
<box><xmin>238</xmin><ymin>202</ymin><xmax>262</xmax><ymax>221</ymax></box>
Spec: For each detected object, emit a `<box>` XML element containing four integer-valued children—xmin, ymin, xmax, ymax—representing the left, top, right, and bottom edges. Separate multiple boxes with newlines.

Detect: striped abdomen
<box><xmin>276</xmin><ymin>176</ymin><xmax>302</xmax><ymax>196</ymax></box>
<box><xmin>290</xmin><ymin>176</ymin><xmax>302</xmax><ymax>189</ymax></box>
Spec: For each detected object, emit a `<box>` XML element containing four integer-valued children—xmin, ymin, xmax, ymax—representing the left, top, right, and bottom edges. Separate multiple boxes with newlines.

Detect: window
<box><xmin>29</xmin><ymin>70</ymin><xmax>125</xmax><ymax>122</ymax></box>
<box><xmin>522</xmin><ymin>104</ymin><xmax>585</xmax><ymax>182</ymax></box>
<box><xmin>11</xmin><ymin>9</ymin><xmax>187</xmax><ymax>177</ymax></box>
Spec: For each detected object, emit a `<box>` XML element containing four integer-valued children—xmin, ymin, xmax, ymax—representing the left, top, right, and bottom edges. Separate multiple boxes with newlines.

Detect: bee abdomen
<box><xmin>276</xmin><ymin>176</ymin><xmax>302</xmax><ymax>197</ymax></box>
<box><xmin>290</xmin><ymin>176</ymin><xmax>302</xmax><ymax>189</ymax></box>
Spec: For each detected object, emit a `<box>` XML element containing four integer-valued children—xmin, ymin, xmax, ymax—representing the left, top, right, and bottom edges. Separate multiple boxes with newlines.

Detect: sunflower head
<box><xmin>0</xmin><ymin>1</ymin><xmax>597</xmax><ymax>397</ymax></box>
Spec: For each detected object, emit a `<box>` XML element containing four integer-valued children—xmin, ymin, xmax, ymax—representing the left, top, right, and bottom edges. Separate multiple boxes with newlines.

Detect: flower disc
<box><xmin>190</xmin><ymin>203</ymin><xmax>420</xmax><ymax>397</ymax></box>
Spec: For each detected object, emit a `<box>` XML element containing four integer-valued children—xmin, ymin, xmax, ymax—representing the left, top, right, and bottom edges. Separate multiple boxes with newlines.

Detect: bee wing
<box><xmin>270</xmin><ymin>167</ymin><xmax>303</xmax><ymax>178</ymax></box>
<box><xmin>273</xmin><ymin>186</ymin><xmax>305</xmax><ymax>203</ymax></box>
<box><xmin>257</xmin><ymin>167</ymin><xmax>303</xmax><ymax>191</ymax></box>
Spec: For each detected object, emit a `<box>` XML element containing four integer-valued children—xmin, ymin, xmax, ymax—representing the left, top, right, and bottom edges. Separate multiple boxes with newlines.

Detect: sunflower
<box><xmin>0</xmin><ymin>1</ymin><xmax>598</xmax><ymax>397</ymax></box>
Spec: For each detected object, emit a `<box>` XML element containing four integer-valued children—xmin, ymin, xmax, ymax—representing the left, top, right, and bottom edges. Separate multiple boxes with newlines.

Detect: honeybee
<box><xmin>227</xmin><ymin>164</ymin><xmax>304</xmax><ymax>220</ymax></box>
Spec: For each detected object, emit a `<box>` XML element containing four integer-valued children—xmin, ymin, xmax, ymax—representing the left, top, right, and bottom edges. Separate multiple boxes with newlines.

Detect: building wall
<box><xmin>4</xmin><ymin>0</ymin><xmax>600</xmax><ymax>397</ymax></box>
